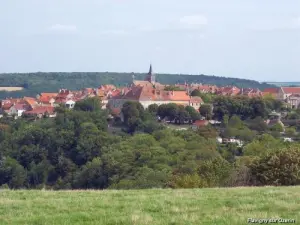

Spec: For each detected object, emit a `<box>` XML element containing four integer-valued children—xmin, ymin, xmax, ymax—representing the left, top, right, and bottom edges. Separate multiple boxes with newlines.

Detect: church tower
<box><xmin>145</xmin><ymin>64</ymin><xmax>155</xmax><ymax>84</ymax></box>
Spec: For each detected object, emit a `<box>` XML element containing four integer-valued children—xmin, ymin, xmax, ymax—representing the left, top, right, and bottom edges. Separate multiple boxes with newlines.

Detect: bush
<box><xmin>167</xmin><ymin>174</ymin><xmax>208</xmax><ymax>188</ymax></box>
<box><xmin>198</xmin><ymin>157</ymin><xmax>233</xmax><ymax>187</ymax></box>
<box><xmin>0</xmin><ymin>183</ymin><xmax>9</xmax><ymax>189</ymax></box>
<box><xmin>250</xmin><ymin>147</ymin><xmax>300</xmax><ymax>186</ymax></box>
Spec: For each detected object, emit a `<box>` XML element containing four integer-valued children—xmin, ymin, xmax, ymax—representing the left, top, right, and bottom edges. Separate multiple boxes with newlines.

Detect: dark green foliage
<box><xmin>185</xmin><ymin>106</ymin><xmax>200</xmax><ymax>121</ymax></box>
<box><xmin>148</xmin><ymin>104</ymin><xmax>159</xmax><ymax>115</ymax></box>
<box><xmin>73</xmin><ymin>158</ymin><xmax>107</xmax><ymax>189</ymax></box>
<box><xmin>213</xmin><ymin>96</ymin><xmax>275</xmax><ymax>120</ymax></box>
<box><xmin>250</xmin><ymin>147</ymin><xmax>300</xmax><ymax>186</ymax></box>
<box><xmin>157</xmin><ymin>103</ymin><xmax>200</xmax><ymax>124</ymax></box>
<box><xmin>74</xmin><ymin>97</ymin><xmax>102</xmax><ymax>112</ymax></box>
<box><xmin>0</xmin><ymin>157</ymin><xmax>27</xmax><ymax>189</ymax></box>
<box><xmin>199</xmin><ymin>104</ymin><xmax>213</xmax><ymax>119</ymax></box>
<box><xmin>0</xmin><ymin>95</ymin><xmax>299</xmax><ymax>189</ymax></box>
<box><xmin>198</xmin><ymin>157</ymin><xmax>233</xmax><ymax>187</ymax></box>
<box><xmin>245</xmin><ymin>117</ymin><xmax>268</xmax><ymax>132</ymax></box>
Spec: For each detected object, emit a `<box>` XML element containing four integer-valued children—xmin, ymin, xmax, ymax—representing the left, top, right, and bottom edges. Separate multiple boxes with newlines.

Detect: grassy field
<box><xmin>0</xmin><ymin>187</ymin><xmax>299</xmax><ymax>225</ymax></box>
<box><xmin>0</xmin><ymin>87</ymin><xmax>24</xmax><ymax>91</ymax></box>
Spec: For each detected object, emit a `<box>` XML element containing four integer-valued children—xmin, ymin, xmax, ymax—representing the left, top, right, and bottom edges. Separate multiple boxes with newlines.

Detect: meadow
<box><xmin>0</xmin><ymin>87</ymin><xmax>23</xmax><ymax>91</ymax></box>
<box><xmin>0</xmin><ymin>187</ymin><xmax>299</xmax><ymax>225</ymax></box>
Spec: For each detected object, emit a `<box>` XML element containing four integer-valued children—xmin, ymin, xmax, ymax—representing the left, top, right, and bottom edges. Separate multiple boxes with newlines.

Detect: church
<box><xmin>107</xmin><ymin>65</ymin><xmax>203</xmax><ymax>113</ymax></box>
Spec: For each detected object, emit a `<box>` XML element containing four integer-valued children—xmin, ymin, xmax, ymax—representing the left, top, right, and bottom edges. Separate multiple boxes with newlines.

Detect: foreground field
<box><xmin>0</xmin><ymin>86</ymin><xmax>24</xmax><ymax>91</ymax></box>
<box><xmin>0</xmin><ymin>187</ymin><xmax>299</xmax><ymax>225</ymax></box>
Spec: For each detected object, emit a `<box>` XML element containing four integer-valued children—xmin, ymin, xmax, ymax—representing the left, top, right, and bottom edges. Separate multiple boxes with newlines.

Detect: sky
<box><xmin>0</xmin><ymin>0</ymin><xmax>299</xmax><ymax>81</ymax></box>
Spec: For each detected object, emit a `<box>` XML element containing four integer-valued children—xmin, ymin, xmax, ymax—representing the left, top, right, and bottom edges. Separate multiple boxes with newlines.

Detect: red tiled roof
<box><xmin>263</xmin><ymin>88</ymin><xmax>279</xmax><ymax>94</ymax></box>
<box><xmin>217</xmin><ymin>86</ymin><xmax>240</xmax><ymax>95</ymax></box>
<box><xmin>39</xmin><ymin>96</ymin><xmax>55</xmax><ymax>104</ymax></box>
<box><xmin>12</xmin><ymin>104</ymin><xmax>27</xmax><ymax>111</ymax></box>
<box><xmin>190</xmin><ymin>96</ymin><xmax>203</xmax><ymax>103</ymax></box>
<box><xmin>193</xmin><ymin>120</ymin><xmax>209</xmax><ymax>126</ymax></box>
<box><xmin>167</xmin><ymin>91</ymin><xmax>190</xmax><ymax>101</ymax></box>
<box><xmin>282</xmin><ymin>87</ymin><xmax>300</xmax><ymax>94</ymax></box>
<box><xmin>23</xmin><ymin>97</ymin><xmax>38</xmax><ymax>107</ymax></box>
<box><xmin>24</xmin><ymin>106</ymin><xmax>55</xmax><ymax>115</ymax></box>
<box><xmin>99</xmin><ymin>85</ymin><xmax>117</xmax><ymax>92</ymax></box>
<box><xmin>122</xmin><ymin>86</ymin><xmax>191</xmax><ymax>102</ymax></box>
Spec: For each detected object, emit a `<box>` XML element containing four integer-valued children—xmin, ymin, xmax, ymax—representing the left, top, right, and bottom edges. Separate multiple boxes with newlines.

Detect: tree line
<box><xmin>0</xmin><ymin>72</ymin><xmax>275</xmax><ymax>99</ymax></box>
<box><xmin>0</xmin><ymin>97</ymin><xmax>300</xmax><ymax>190</ymax></box>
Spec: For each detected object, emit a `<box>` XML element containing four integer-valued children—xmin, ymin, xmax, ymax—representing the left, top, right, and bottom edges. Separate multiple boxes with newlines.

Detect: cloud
<box><xmin>48</xmin><ymin>24</ymin><xmax>78</xmax><ymax>32</ymax></box>
<box><xmin>179</xmin><ymin>15</ymin><xmax>208</xmax><ymax>28</ymax></box>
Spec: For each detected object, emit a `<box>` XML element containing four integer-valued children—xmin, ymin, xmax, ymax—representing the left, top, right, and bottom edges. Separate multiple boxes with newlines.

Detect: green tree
<box><xmin>228</xmin><ymin>115</ymin><xmax>244</xmax><ymax>129</ymax></box>
<box><xmin>121</xmin><ymin>101</ymin><xmax>145</xmax><ymax>133</ymax></box>
<box><xmin>73</xmin><ymin>158</ymin><xmax>107</xmax><ymax>189</ymax></box>
<box><xmin>198</xmin><ymin>157</ymin><xmax>232</xmax><ymax>187</ymax></box>
<box><xmin>74</xmin><ymin>97</ymin><xmax>102</xmax><ymax>112</ymax></box>
<box><xmin>0</xmin><ymin>157</ymin><xmax>27</xmax><ymax>189</ymax></box>
<box><xmin>199</xmin><ymin>104</ymin><xmax>213</xmax><ymax>119</ymax></box>
<box><xmin>185</xmin><ymin>106</ymin><xmax>201</xmax><ymax>121</ymax></box>
<box><xmin>148</xmin><ymin>104</ymin><xmax>159</xmax><ymax>115</ymax></box>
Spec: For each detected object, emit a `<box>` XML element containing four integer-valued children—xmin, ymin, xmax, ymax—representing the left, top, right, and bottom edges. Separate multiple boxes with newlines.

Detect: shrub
<box><xmin>198</xmin><ymin>157</ymin><xmax>233</xmax><ymax>187</ymax></box>
<box><xmin>250</xmin><ymin>147</ymin><xmax>300</xmax><ymax>186</ymax></box>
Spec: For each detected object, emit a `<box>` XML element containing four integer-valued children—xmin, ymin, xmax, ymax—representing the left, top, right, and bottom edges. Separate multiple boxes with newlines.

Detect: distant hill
<box><xmin>266</xmin><ymin>82</ymin><xmax>300</xmax><ymax>87</ymax></box>
<box><xmin>0</xmin><ymin>72</ymin><xmax>275</xmax><ymax>99</ymax></box>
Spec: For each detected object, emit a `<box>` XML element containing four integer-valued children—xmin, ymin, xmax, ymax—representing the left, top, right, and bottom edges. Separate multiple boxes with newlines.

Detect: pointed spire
<box><xmin>148</xmin><ymin>64</ymin><xmax>153</xmax><ymax>75</ymax></box>
<box><xmin>145</xmin><ymin>63</ymin><xmax>155</xmax><ymax>84</ymax></box>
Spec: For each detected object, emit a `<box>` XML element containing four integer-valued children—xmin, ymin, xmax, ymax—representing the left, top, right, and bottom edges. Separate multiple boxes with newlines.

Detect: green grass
<box><xmin>0</xmin><ymin>187</ymin><xmax>299</xmax><ymax>225</ymax></box>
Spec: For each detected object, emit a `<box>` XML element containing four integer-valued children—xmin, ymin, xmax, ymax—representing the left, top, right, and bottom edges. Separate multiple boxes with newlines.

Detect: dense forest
<box><xmin>1</xmin><ymin>96</ymin><xmax>300</xmax><ymax>190</ymax></box>
<box><xmin>0</xmin><ymin>72</ymin><xmax>275</xmax><ymax>99</ymax></box>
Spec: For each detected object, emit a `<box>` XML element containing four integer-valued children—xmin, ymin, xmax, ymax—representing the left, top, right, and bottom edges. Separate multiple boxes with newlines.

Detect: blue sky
<box><xmin>0</xmin><ymin>0</ymin><xmax>299</xmax><ymax>81</ymax></box>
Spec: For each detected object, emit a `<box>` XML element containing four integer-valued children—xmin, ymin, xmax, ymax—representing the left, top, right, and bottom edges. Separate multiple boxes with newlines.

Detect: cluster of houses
<box><xmin>1</xmin><ymin>65</ymin><xmax>300</xmax><ymax>119</ymax></box>
<box><xmin>262</xmin><ymin>87</ymin><xmax>300</xmax><ymax>109</ymax></box>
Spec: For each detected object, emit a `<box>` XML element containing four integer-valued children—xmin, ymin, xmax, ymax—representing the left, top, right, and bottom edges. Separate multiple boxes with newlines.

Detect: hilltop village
<box><xmin>1</xmin><ymin>65</ymin><xmax>299</xmax><ymax>120</ymax></box>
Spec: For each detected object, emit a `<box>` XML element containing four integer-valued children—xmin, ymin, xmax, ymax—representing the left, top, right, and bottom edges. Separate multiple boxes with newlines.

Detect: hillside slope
<box><xmin>0</xmin><ymin>187</ymin><xmax>299</xmax><ymax>225</ymax></box>
<box><xmin>0</xmin><ymin>72</ymin><xmax>274</xmax><ymax>99</ymax></box>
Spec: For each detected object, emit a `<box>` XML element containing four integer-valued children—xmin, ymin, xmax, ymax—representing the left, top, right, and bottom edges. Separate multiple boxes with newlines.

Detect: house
<box><xmin>37</xmin><ymin>93</ymin><xmax>58</xmax><ymax>106</ymax></box>
<box><xmin>216</xmin><ymin>137</ymin><xmax>223</xmax><ymax>144</ymax></box>
<box><xmin>192</xmin><ymin>120</ymin><xmax>209</xmax><ymax>130</ymax></box>
<box><xmin>286</xmin><ymin>94</ymin><xmax>300</xmax><ymax>109</ymax></box>
<box><xmin>262</xmin><ymin>88</ymin><xmax>280</xmax><ymax>99</ymax></box>
<box><xmin>23</xmin><ymin>106</ymin><xmax>56</xmax><ymax>118</ymax></box>
<box><xmin>222</xmin><ymin>138</ymin><xmax>244</xmax><ymax>147</ymax></box>
<box><xmin>265</xmin><ymin>111</ymin><xmax>285</xmax><ymax>131</ymax></box>
<box><xmin>189</xmin><ymin>96</ymin><xmax>203</xmax><ymax>110</ymax></box>
<box><xmin>55</xmin><ymin>89</ymin><xmax>73</xmax><ymax>104</ymax></box>
<box><xmin>8</xmin><ymin>104</ymin><xmax>29</xmax><ymax>117</ymax></box>
<box><xmin>278</xmin><ymin>87</ymin><xmax>300</xmax><ymax>101</ymax></box>
<box><xmin>240</xmin><ymin>88</ymin><xmax>262</xmax><ymax>98</ymax></box>
<box><xmin>217</xmin><ymin>86</ymin><xmax>240</xmax><ymax>96</ymax></box>
<box><xmin>191</xmin><ymin>84</ymin><xmax>218</xmax><ymax>94</ymax></box>
<box><xmin>0</xmin><ymin>98</ymin><xmax>23</xmax><ymax>110</ymax></box>
<box><xmin>23</xmin><ymin>97</ymin><xmax>39</xmax><ymax>109</ymax></box>
<box><xmin>65</xmin><ymin>100</ymin><xmax>76</xmax><ymax>109</ymax></box>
